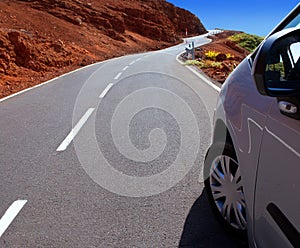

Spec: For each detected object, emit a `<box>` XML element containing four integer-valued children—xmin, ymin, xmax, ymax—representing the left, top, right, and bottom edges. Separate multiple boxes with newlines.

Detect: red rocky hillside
<box><xmin>0</xmin><ymin>0</ymin><xmax>206</xmax><ymax>98</ymax></box>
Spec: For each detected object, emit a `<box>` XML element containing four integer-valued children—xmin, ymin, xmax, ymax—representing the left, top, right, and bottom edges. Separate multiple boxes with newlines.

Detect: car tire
<box><xmin>204</xmin><ymin>142</ymin><xmax>247</xmax><ymax>236</ymax></box>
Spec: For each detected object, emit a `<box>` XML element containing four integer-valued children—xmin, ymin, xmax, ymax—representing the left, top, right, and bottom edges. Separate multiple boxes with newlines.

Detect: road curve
<box><xmin>0</xmin><ymin>33</ymin><xmax>245</xmax><ymax>247</ymax></box>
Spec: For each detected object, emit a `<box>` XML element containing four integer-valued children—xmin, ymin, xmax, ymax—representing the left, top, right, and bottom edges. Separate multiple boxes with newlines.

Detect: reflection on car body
<box><xmin>203</xmin><ymin>3</ymin><xmax>300</xmax><ymax>248</ymax></box>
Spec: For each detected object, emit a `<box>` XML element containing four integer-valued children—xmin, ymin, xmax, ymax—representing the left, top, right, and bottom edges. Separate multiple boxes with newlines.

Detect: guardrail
<box><xmin>208</xmin><ymin>29</ymin><xmax>223</xmax><ymax>35</ymax></box>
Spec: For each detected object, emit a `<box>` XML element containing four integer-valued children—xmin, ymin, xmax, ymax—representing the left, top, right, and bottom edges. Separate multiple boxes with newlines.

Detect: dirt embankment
<box><xmin>192</xmin><ymin>31</ymin><xmax>250</xmax><ymax>83</ymax></box>
<box><xmin>0</xmin><ymin>0</ymin><xmax>206</xmax><ymax>98</ymax></box>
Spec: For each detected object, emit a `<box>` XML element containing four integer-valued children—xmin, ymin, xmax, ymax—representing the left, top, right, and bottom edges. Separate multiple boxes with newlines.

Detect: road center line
<box><xmin>0</xmin><ymin>200</ymin><xmax>27</xmax><ymax>238</ymax></box>
<box><xmin>99</xmin><ymin>83</ymin><xmax>114</xmax><ymax>98</ymax></box>
<box><xmin>56</xmin><ymin>108</ymin><xmax>95</xmax><ymax>152</ymax></box>
<box><xmin>114</xmin><ymin>72</ymin><xmax>122</xmax><ymax>80</ymax></box>
<box><xmin>122</xmin><ymin>66</ymin><xmax>129</xmax><ymax>71</ymax></box>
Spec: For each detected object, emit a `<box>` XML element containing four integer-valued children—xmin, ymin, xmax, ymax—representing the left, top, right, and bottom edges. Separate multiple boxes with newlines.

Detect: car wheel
<box><xmin>204</xmin><ymin>142</ymin><xmax>247</xmax><ymax>235</ymax></box>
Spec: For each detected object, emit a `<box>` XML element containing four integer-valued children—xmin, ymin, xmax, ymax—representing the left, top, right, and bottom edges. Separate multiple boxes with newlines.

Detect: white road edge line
<box><xmin>0</xmin><ymin>200</ymin><xmax>27</xmax><ymax>238</ymax></box>
<box><xmin>0</xmin><ymin>60</ymin><xmax>105</xmax><ymax>104</ymax></box>
<box><xmin>122</xmin><ymin>66</ymin><xmax>129</xmax><ymax>71</ymax></box>
<box><xmin>99</xmin><ymin>83</ymin><xmax>114</xmax><ymax>98</ymax></box>
<box><xmin>0</xmin><ymin>53</ymin><xmax>142</xmax><ymax>104</ymax></box>
<box><xmin>186</xmin><ymin>66</ymin><xmax>221</xmax><ymax>92</ymax></box>
<box><xmin>56</xmin><ymin>108</ymin><xmax>95</xmax><ymax>152</ymax></box>
<box><xmin>198</xmin><ymin>171</ymin><xmax>204</xmax><ymax>183</ymax></box>
<box><xmin>114</xmin><ymin>72</ymin><xmax>122</xmax><ymax>80</ymax></box>
<box><xmin>176</xmin><ymin>53</ymin><xmax>221</xmax><ymax>93</ymax></box>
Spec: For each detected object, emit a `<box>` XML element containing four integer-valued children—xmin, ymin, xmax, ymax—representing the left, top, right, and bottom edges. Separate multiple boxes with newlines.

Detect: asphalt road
<box><xmin>0</xmin><ymin>34</ymin><xmax>247</xmax><ymax>247</ymax></box>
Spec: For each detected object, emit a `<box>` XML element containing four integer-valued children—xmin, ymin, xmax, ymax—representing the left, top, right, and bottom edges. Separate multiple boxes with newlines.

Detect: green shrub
<box><xmin>210</xmin><ymin>61</ymin><xmax>222</xmax><ymax>68</ymax></box>
<box><xmin>184</xmin><ymin>60</ymin><xmax>204</xmax><ymax>66</ymax></box>
<box><xmin>196</xmin><ymin>61</ymin><xmax>222</xmax><ymax>69</ymax></box>
<box><xmin>228</xmin><ymin>33</ymin><xmax>264</xmax><ymax>52</ymax></box>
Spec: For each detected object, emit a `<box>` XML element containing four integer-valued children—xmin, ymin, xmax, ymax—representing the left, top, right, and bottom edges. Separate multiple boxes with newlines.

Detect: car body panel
<box><xmin>214</xmin><ymin>58</ymin><xmax>275</xmax><ymax>246</ymax></box>
<box><xmin>254</xmin><ymin>101</ymin><xmax>300</xmax><ymax>248</ymax></box>
<box><xmin>207</xmin><ymin>4</ymin><xmax>300</xmax><ymax>247</ymax></box>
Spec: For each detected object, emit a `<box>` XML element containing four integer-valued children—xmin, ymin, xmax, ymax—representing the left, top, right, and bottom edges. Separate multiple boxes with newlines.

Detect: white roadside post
<box><xmin>185</xmin><ymin>41</ymin><xmax>195</xmax><ymax>60</ymax></box>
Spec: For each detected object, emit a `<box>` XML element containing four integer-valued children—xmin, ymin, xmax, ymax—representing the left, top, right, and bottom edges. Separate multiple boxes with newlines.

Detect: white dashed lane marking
<box><xmin>114</xmin><ymin>72</ymin><xmax>122</xmax><ymax>80</ymax></box>
<box><xmin>56</xmin><ymin>108</ymin><xmax>95</xmax><ymax>152</ymax></box>
<box><xmin>99</xmin><ymin>83</ymin><xmax>114</xmax><ymax>99</ymax></box>
<box><xmin>0</xmin><ymin>200</ymin><xmax>27</xmax><ymax>238</ymax></box>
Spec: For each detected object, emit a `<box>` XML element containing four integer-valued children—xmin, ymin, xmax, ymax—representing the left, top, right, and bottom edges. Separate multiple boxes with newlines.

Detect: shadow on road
<box><xmin>179</xmin><ymin>188</ymin><xmax>248</xmax><ymax>248</ymax></box>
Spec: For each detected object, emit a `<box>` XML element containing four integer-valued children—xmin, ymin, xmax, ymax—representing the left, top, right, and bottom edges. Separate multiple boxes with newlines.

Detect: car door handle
<box><xmin>278</xmin><ymin>101</ymin><xmax>298</xmax><ymax>114</ymax></box>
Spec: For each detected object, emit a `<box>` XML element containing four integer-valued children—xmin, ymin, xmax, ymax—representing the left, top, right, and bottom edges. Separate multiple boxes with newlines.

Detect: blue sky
<box><xmin>167</xmin><ymin>1</ymin><xmax>299</xmax><ymax>36</ymax></box>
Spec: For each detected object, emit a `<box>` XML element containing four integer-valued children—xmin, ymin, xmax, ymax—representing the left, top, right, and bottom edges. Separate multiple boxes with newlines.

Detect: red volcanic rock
<box><xmin>0</xmin><ymin>0</ymin><xmax>206</xmax><ymax>98</ymax></box>
<box><xmin>194</xmin><ymin>31</ymin><xmax>250</xmax><ymax>83</ymax></box>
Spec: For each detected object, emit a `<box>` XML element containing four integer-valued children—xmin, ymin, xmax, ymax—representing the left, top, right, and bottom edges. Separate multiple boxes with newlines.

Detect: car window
<box><xmin>265</xmin><ymin>35</ymin><xmax>300</xmax><ymax>83</ymax></box>
<box><xmin>290</xmin><ymin>42</ymin><xmax>300</xmax><ymax>64</ymax></box>
<box><xmin>284</xmin><ymin>13</ymin><xmax>300</xmax><ymax>29</ymax></box>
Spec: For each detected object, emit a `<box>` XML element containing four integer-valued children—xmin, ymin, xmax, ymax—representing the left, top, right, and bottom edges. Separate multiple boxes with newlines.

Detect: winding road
<box><xmin>0</xmin><ymin>33</ymin><xmax>246</xmax><ymax>247</ymax></box>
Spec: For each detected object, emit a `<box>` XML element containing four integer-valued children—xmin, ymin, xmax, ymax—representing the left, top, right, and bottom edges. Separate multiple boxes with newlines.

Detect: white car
<box><xmin>203</xmin><ymin>3</ymin><xmax>300</xmax><ymax>248</ymax></box>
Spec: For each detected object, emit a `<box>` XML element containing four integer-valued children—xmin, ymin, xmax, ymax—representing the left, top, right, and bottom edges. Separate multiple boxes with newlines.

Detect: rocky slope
<box><xmin>182</xmin><ymin>31</ymin><xmax>251</xmax><ymax>83</ymax></box>
<box><xmin>196</xmin><ymin>31</ymin><xmax>250</xmax><ymax>83</ymax></box>
<box><xmin>0</xmin><ymin>0</ymin><xmax>206</xmax><ymax>98</ymax></box>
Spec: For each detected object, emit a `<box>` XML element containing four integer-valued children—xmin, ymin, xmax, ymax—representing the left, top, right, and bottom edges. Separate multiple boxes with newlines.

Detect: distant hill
<box><xmin>0</xmin><ymin>0</ymin><xmax>206</xmax><ymax>98</ymax></box>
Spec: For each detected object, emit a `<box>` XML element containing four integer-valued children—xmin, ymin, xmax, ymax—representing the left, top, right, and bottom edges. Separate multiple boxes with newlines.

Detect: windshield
<box><xmin>284</xmin><ymin>13</ymin><xmax>300</xmax><ymax>29</ymax></box>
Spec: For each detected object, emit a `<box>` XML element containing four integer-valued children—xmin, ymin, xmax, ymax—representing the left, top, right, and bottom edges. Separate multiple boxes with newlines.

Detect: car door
<box><xmin>254</xmin><ymin>34</ymin><xmax>300</xmax><ymax>247</ymax></box>
<box><xmin>254</xmin><ymin>104</ymin><xmax>300</xmax><ymax>247</ymax></box>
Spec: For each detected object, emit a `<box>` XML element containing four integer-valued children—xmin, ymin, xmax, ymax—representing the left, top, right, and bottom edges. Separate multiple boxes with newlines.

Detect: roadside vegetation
<box><xmin>183</xmin><ymin>31</ymin><xmax>264</xmax><ymax>83</ymax></box>
<box><xmin>228</xmin><ymin>33</ymin><xmax>264</xmax><ymax>52</ymax></box>
<box><xmin>185</xmin><ymin>59</ymin><xmax>224</xmax><ymax>69</ymax></box>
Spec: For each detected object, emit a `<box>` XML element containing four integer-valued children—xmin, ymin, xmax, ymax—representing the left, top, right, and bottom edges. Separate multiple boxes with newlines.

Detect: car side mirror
<box><xmin>252</xmin><ymin>28</ymin><xmax>300</xmax><ymax>97</ymax></box>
